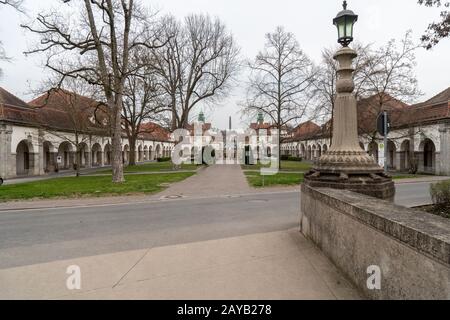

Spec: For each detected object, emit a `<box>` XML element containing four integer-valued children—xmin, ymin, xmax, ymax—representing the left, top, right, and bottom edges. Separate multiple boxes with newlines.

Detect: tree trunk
<box><xmin>75</xmin><ymin>133</ymin><xmax>81</xmax><ymax>178</ymax></box>
<box><xmin>111</xmin><ymin>100</ymin><xmax>125</xmax><ymax>183</ymax></box>
<box><xmin>129</xmin><ymin>135</ymin><xmax>137</xmax><ymax>166</ymax></box>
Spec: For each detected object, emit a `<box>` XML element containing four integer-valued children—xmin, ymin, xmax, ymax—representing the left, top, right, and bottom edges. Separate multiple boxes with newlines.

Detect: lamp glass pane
<box><xmin>338</xmin><ymin>23</ymin><xmax>345</xmax><ymax>39</ymax></box>
<box><xmin>345</xmin><ymin>19</ymin><xmax>354</xmax><ymax>38</ymax></box>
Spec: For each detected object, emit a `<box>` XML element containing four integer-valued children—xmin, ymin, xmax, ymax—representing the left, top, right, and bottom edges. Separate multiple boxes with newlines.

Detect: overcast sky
<box><xmin>0</xmin><ymin>0</ymin><xmax>449</xmax><ymax>130</ymax></box>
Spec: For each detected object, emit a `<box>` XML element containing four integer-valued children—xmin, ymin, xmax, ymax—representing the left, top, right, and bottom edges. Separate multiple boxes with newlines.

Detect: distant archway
<box><xmin>78</xmin><ymin>142</ymin><xmax>89</xmax><ymax>168</ymax></box>
<box><xmin>91</xmin><ymin>143</ymin><xmax>102</xmax><ymax>167</ymax></box>
<box><xmin>16</xmin><ymin>140</ymin><xmax>34</xmax><ymax>176</ymax></box>
<box><xmin>368</xmin><ymin>141</ymin><xmax>378</xmax><ymax>163</ymax></box>
<box><xmin>155</xmin><ymin>144</ymin><xmax>161</xmax><ymax>159</ymax></box>
<box><xmin>138</xmin><ymin>145</ymin><xmax>143</xmax><ymax>162</ymax></box>
<box><xmin>104</xmin><ymin>144</ymin><xmax>112</xmax><ymax>166</ymax></box>
<box><xmin>387</xmin><ymin>140</ymin><xmax>397</xmax><ymax>170</ymax></box>
<box><xmin>143</xmin><ymin>146</ymin><xmax>149</xmax><ymax>161</ymax></box>
<box><xmin>420</xmin><ymin>139</ymin><xmax>436</xmax><ymax>173</ymax></box>
<box><xmin>123</xmin><ymin>145</ymin><xmax>130</xmax><ymax>164</ymax></box>
<box><xmin>58</xmin><ymin>141</ymin><xmax>74</xmax><ymax>170</ymax></box>
<box><xmin>43</xmin><ymin>141</ymin><xmax>55</xmax><ymax>173</ymax></box>
<box><xmin>400</xmin><ymin>140</ymin><xmax>411</xmax><ymax>171</ymax></box>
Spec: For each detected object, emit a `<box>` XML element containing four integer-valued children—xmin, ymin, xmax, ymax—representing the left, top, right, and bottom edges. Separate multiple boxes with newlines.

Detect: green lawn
<box><xmin>94</xmin><ymin>161</ymin><xmax>200</xmax><ymax>174</ymax></box>
<box><xmin>241</xmin><ymin>160</ymin><xmax>312</xmax><ymax>172</ymax></box>
<box><xmin>245</xmin><ymin>171</ymin><xmax>304</xmax><ymax>188</ymax></box>
<box><xmin>0</xmin><ymin>173</ymin><xmax>194</xmax><ymax>202</ymax></box>
<box><xmin>244</xmin><ymin>170</ymin><xmax>427</xmax><ymax>188</ymax></box>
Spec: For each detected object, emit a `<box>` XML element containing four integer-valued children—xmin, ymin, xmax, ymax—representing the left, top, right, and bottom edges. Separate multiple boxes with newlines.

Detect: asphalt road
<box><xmin>0</xmin><ymin>182</ymin><xmax>433</xmax><ymax>269</ymax></box>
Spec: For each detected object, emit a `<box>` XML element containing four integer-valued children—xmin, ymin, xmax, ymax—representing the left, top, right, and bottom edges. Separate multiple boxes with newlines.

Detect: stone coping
<box><xmin>302</xmin><ymin>184</ymin><xmax>450</xmax><ymax>266</ymax></box>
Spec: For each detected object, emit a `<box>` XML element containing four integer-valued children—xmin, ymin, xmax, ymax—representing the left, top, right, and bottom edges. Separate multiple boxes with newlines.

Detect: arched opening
<box><xmin>78</xmin><ymin>142</ymin><xmax>89</xmax><ymax>168</ymax></box>
<box><xmin>307</xmin><ymin>146</ymin><xmax>312</xmax><ymax>160</ymax></box>
<box><xmin>58</xmin><ymin>141</ymin><xmax>74</xmax><ymax>170</ymax></box>
<box><xmin>323</xmin><ymin>144</ymin><xmax>328</xmax><ymax>153</ymax></box>
<box><xmin>421</xmin><ymin>139</ymin><xmax>436</xmax><ymax>173</ymax></box>
<box><xmin>43</xmin><ymin>141</ymin><xmax>55</xmax><ymax>173</ymax></box>
<box><xmin>123</xmin><ymin>145</ymin><xmax>130</xmax><ymax>164</ymax></box>
<box><xmin>317</xmin><ymin>145</ymin><xmax>322</xmax><ymax>158</ymax></box>
<box><xmin>387</xmin><ymin>140</ymin><xmax>397</xmax><ymax>170</ymax></box>
<box><xmin>312</xmin><ymin>145</ymin><xmax>317</xmax><ymax>159</ymax></box>
<box><xmin>368</xmin><ymin>141</ymin><xmax>378</xmax><ymax>163</ymax></box>
<box><xmin>104</xmin><ymin>144</ymin><xmax>112</xmax><ymax>166</ymax></box>
<box><xmin>301</xmin><ymin>144</ymin><xmax>306</xmax><ymax>158</ymax></box>
<box><xmin>143</xmin><ymin>146</ymin><xmax>149</xmax><ymax>161</ymax></box>
<box><xmin>138</xmin><ymin>145</ymin><xmax>143</xmax><ymax>162</ymax></box>
<box><xmin>155</xmin><ymin>144</ymin><xmax>161</xmax><ymax>159</ymax></box>
<box><xmin>91</xmin><ymin>143</ymin><xmax>102</xmax><ymax>167</ymax></box>
<box><xmin>400</xmin><ymin>140</ymin><xmax>411</xmax><ymax>171</ymax></box>
<box><xmin>16</xmin><ymin>140</ymin><xmax>34</xmax><ymax>176</ymax></box>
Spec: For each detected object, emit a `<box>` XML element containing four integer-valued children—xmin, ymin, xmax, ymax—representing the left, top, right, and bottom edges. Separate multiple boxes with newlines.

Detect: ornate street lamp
<box><xmin>333</xmin><ymin>1</ymin><xmax>358</xmax><ymax>47</ymax></box>
<box><xmin>304</xmin><ymin>1</ymin><xmax>395</xmax><ymax>200</ymax></box>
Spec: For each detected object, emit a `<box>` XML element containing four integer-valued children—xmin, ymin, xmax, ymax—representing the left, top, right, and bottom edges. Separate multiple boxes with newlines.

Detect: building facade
<box><xmin>0</xmin><ymin>88</ymin><xmax>174</xmax><ymax>180</ymax></box>
<box><xmin>280</xmin><ymin>87</ymin><xmax>450</xmax><ymax>176</ymax></box>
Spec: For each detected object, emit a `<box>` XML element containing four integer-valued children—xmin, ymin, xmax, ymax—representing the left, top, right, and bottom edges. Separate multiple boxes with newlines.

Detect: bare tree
<box><xmin>22</xmin><ymin>0</ymin><xmax>164</xmax><ymax>183</ymax></box>
<box><xmin>123</xmin><ymin>50</ymin><xmax>171</xmax><ymax>166</ymax></box>
<box><xmin>311</xmin><ymin>42</ymin><xmax>374</xmax><ymax>141</ymax></box>
<box><xmin>418</xmin><ymin>0</ymin><xmax>450</xmax><ymax>49</ymax></box>
<box><xmin>34</xmin><ymin>79</ymin><xmax>108</xmax><ymax>177</ymax></box>
<box><xmin>354</xmin><ymin>31</ymin><xmax>422</xmax><ymax>173</ymax></box>
<box><xmin>151</xmin><ymin>14</ymin><xmax>240</xmax><ymax>131</ymax></box>
<box><xmin>359</xmin><ymin>31</ymin><xmax>421</xmax><ymax>132</ymax></box>
<box><xmin>242</xmin><ymin>26</ymin><xmax>317</xmax><ymax>169</ymax></box>
<box><xmin>0</xmin><ymin>0</ymin><xmax>24</xmax><ymax>11</ymax></box>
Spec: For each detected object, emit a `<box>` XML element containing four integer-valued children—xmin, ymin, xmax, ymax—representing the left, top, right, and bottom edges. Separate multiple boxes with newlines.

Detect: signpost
<box><xmin>377</xmin><ymin>112</ymin><xmax>391</xmax><ymax>173</ymax></box>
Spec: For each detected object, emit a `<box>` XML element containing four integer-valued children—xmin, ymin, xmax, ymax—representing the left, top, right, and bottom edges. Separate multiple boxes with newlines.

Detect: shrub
<box><xmin>430</xmin><ymin>180</ymin><xmax>450</xmax><ymax>211</ymax></box>
<box><xmin>157</xmin><ymin>157</ymin><xmax>172</xmax><ymax>163</ymax></box>
<box><xmin>281</xmin><ymin>155</ymin><xmax>289</xmax><ymax>161</ymax></box>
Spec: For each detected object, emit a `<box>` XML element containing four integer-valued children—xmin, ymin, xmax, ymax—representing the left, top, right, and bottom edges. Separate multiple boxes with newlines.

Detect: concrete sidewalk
<box><xmin>0</xmin><ymin>229</ymin><xmax>361</xmax><ymax>300</ymax></box>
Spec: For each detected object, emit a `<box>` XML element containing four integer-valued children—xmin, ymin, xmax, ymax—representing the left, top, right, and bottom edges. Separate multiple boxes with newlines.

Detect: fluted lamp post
<box><xmin>304</xmin><ymin>1</ymin><xmax>395</xmax><ymax>200</ymax></box>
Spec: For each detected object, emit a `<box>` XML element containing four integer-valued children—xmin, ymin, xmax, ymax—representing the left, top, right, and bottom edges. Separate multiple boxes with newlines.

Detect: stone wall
<box><xmin>300</xmin><ymin>184</ymin><xmax>450</xmax><ymax>299</ymax></box>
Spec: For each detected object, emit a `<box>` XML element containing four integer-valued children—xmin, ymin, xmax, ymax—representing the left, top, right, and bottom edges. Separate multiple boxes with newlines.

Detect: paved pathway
<box><xmin>0</xmin><ymin>229</ymin><xmax>361</xmax><ymax>300</ymax></box>
<box><xmin>156</xmin><ymin>164</ymin><xmax>253</xmax><ymax>198</ymax></box>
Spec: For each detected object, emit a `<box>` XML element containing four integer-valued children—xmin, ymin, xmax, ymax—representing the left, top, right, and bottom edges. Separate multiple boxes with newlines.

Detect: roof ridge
<box><xmin>0</xmin><ymin>87</ymin><xmax>31</xmax><ymax>109</ymax></box>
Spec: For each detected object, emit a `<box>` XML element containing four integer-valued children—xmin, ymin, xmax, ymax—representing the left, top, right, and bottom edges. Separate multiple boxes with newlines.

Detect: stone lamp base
<box><xmin>304</xmin><ymin>170</ymin><xmax>395</xmax><ymax>201</ymax></box>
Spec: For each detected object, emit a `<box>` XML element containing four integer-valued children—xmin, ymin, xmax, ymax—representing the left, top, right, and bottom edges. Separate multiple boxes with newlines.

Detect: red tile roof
<box><xmin>29</xmin><ymin>89</ymin><xmax>109</xmax><ymax>134</ymax></box>
<box><xmin>286</xmin><ymin>87</ymin><xmax>450</xmax><ymax>142</ymax></box>
<box><xmin>0</xmin><ymin>87</ymin><xmax>39</xmax><ymax>125</ymax></box>
<box><xmin>138</xmin><ymin>122</ymin><xmax>172</xmax><ymax>142</ymax></box>
<box><xmin>292</xmin><ymin>121</ymin><xmax>322</xmax><ymax>140</ymax></box>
